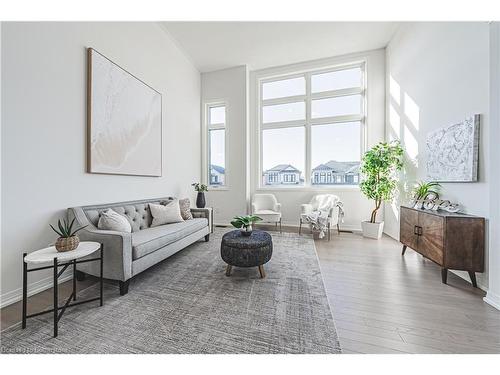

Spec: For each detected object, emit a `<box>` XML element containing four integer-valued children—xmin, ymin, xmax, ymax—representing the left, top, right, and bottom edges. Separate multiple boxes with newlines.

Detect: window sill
<box><xmin>208</xmin><ymin>186</ymin><xmax>230</xmax><ymax>191</ymax></box>
<box><xmin>255</xmin><ymin>185</ymin><xmax>360</xmax><ymax>193</ymax></box>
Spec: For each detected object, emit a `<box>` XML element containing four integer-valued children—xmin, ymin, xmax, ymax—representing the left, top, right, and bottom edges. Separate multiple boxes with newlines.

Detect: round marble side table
<box><xmin>22</xmin><ymin>241</ymin><xmax>103</xmax><ymax>337</ymax></box>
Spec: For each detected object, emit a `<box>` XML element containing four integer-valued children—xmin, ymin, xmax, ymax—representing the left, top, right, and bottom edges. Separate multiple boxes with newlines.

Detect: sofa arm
<box><xmin>68</xmin><ymin>208</ymin><xmax>133</xmax><ymax>282</ymax></box>
<box><xmin>190</xmin><ymin>207</ymin><xmax>213</xmax><ymax>233</ymax></box>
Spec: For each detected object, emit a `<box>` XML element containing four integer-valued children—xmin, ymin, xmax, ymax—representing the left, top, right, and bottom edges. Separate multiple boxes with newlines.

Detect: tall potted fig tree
<box><xmin>360</xmin><ymin>141</ymin><xmax>403</xmax><ymax>239</ymax></box>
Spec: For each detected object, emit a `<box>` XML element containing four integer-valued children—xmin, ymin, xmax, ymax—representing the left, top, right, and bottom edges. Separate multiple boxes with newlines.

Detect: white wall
<box><xmin>201</xmin><ymin>66</ymin><xmax>248</xmax><ymax>224</ymax></box>
<box><xmin>485</xmin><ymin>22</ymin><xmax>500</xmax><ymax>309</ymax></box>
<box><xmin>1</xmin><ymin>22</ymin><xmax>201</xmax><ymax>306</ymax></box>
<box><xmin>250</xmin><ymin>50</ymin><xmax>387</xmax><ymax>230</ymax></box>
<box><xmin>384</xmin><ymin>22</ymin><xmax>491</xmax><ymax>290</ymax></box>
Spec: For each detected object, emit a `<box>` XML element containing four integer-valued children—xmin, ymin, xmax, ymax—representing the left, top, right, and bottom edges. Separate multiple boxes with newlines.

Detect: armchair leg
<box><xmin>328</xmin><ymin>222</ymin><xmax>331</xmax><ymax>241</ymax></box>
<box><xmin>279</xmin><ymin>218</ymin><xmax>282</xmax><ymax>234</ymax></box>
<box><xmin>337</xmin><ymin>223</ymin><xmax>340</xmax><ymax>235</ymax></box>
<box><xmin>299</xmin><ymin>219</ymin><xmax>302</xmax><ymax>235</ymax></box>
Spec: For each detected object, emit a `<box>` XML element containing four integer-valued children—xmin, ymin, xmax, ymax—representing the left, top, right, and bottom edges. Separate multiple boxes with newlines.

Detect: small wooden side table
<box><xmin>22</xmin><ymin>241</ymin><xmax>103</xmax><ymax>337</ymax></box>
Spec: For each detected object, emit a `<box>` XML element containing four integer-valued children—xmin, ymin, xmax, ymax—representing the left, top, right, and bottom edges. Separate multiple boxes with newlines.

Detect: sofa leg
<box><xmin>205</xmin><ymin>234</ymin><xmax>210</xmax><ymax>242</ymax></box>
<box><xmin>75</xmin><ymin>270</ymin><xmax>86</xmax><ymax>281</ymax></box>
<box><xmin>119</xmin><ymin>280</ymin><xmax>130</xmax><ymax>296</ymax></box>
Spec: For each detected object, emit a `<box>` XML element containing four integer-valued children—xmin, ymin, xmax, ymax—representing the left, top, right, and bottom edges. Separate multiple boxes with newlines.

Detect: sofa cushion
<box><xmin>132</xmin><ymin>218</ymin><xmax>208</xmax><ymax>260</ymax></box>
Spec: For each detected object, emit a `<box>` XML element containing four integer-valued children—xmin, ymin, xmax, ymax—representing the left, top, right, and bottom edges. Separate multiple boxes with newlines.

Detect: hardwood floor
<box><xmin>2</xmin><ymin>225</ymin><xmax>499</xmax><ymax>354</ymax></box>
<box><xmin>313</xmin><ymin>229</ymin><xmax>500</xmax><ymax>354</ymax></box>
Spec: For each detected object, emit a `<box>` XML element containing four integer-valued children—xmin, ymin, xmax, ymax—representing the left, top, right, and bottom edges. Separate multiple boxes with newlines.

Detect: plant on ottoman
<box><xmin>230</xmin><ymin>215</ymin><xmax>262</xmax><ymax>236</ymax></box>
<box><xmin>360</xmin><ymin>141</ymin><xmax>403</xmax><ymax>239</ymax></box>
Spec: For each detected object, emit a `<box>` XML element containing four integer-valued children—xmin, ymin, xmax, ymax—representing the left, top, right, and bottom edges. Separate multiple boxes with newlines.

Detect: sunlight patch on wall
<box><xmin>389</xmin><ymin>75</ymin><xmax>401</xmax><ymax>105</ymax></box>
<box><xmin>403</xmin><ymin>124</ymin><xmax>419</xmax><ymax>165</ymax></box>
<box><xmin>389</xmin><ymin>104</ymin><xmax>401</xmax><ymax>139</ymax></box>
<box><xmin>404</xmin><ymin>92</ymin><xmax>420</xmax><ymax>131</ymax></box>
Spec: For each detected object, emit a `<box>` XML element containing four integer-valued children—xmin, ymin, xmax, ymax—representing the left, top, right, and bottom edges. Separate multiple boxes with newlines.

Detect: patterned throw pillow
<box><xmin>179</xmin><ymin>198</ymin><xmax>193</xmax><ymax>220</ymax></box>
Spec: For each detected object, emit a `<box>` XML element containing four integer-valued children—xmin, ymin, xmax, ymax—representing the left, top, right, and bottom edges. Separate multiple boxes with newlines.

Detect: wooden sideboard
<box><xmin>399</xmin><ymin>205</ymin><xmax>484</xmax><ymax>287</ymax></box>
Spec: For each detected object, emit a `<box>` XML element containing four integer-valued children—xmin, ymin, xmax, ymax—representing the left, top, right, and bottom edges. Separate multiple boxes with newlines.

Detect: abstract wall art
<box><xmin>426</xmin><ymin>114</ymin><xmax>480</xmax><ymax>182</ymax></box>
<box><xmin>87</xmin><ymin>48</ymin><xmax>162</xmax><ymax>176</ymax></box>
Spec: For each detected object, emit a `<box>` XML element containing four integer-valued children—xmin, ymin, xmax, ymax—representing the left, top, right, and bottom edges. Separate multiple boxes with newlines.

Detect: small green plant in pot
<box><xmin>231</xmin><ymin>215</ymin><xmax>262</xmax><ymax>236</ymax></box>
<box><xmin>360</xmin><ymin>141</ymin><xmax>404</xmax><ymax>239</ymax></box>
<box><xmin>50</xmin><ymin>218</ymin><xmax>87</xmax><ymax>252</ymax></box>
<box><xmin>411</xmin><ymin>181</ymin><xmax>441</xmax><ymax>208</ymax></box>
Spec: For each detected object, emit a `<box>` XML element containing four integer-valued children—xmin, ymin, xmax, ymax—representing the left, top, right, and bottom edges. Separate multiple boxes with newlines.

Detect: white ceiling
<box><xmin>162</xmin><ymin>22</ymin><xmax>399</xmax><ymax>72</ymax></box>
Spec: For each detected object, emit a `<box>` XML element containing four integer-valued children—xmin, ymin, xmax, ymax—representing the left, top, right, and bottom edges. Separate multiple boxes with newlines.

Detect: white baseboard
<box><xmin>215</xmin><ymin>221</ymin><xmax>360</xmax><ymax>232</ymax></box>
<box><xmin>0</xmin><ymin>270</ymin><xmax>73</xmax><ymax>309</ymax></box>
<box><xmin>484</xmin><ymin>291</ymin><xmax>500</xmax><ymax>310</ymax></box>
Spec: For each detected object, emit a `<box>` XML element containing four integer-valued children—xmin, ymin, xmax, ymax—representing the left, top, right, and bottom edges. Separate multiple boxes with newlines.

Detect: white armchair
<box><xmin>252</xmin><ymin>194</ymin><xmax>282</xmax><ymax>233</ymax></box>
<box><xmin>299</xmin><ymin>194</ymin><xmax>341</xmax><ymax>240</ymax></box>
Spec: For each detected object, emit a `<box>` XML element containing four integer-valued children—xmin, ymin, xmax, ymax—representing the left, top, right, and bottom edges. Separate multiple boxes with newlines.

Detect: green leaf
<box><xmin>49</xmin><ymin>224</ymin><xmax>64</xmax><ymax>237</ymax></box>
<box><xmin>70</xmin><ymin>225</ymin><xmax>87</xmax><ymax>237</ymax></box>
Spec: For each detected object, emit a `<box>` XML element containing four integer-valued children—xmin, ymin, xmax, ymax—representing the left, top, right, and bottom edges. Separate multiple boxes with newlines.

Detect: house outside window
<box><xmin>258</xmin><ymin>62</ymin><xmax>365</xmax><ymax>188</ymax></box>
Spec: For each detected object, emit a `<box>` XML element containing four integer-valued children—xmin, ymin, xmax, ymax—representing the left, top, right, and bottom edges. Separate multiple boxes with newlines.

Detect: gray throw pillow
<box><xmin>97</xmin><ymin>209</ymin><xmax>132</xmax><ymax>233</ymax></box>
<box><xmin>179</xmin><ymin>198</ymin><xmax>193</xmax><ymax>220</ymax></box>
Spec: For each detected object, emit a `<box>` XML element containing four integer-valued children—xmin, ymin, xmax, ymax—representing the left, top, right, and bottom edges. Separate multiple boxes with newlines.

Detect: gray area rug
<box><xmin>1</xmin><ymin>229</ymin><xmax>341</xmax><ymax>354</ymax></box>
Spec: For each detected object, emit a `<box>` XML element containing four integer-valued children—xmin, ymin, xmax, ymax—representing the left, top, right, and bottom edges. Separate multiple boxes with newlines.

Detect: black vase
<box><xmin>196</xmin><ymin>192</ymin><xmax>206</xmax><ymax>208</ymax></box>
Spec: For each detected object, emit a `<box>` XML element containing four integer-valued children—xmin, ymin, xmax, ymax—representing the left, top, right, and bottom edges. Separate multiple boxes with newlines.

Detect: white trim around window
<box><xmin>254</xmin><ymin>59</ymin><xmax>367</xmax><ymax>191</ymax></box>
<box><xmin>202</xmin><ymin>101</ymin><xmax>229</xmax><ymax>190</ymax></box>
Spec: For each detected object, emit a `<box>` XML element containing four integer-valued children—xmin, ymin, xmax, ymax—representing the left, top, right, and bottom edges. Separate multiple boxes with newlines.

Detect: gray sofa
<box><xmin>68</xmin><ymin>197</ymin><xmax>211</xmax><ymax>295</ymax></box>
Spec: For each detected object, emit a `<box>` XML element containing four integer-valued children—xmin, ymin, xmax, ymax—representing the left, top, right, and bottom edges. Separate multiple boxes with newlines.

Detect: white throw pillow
<box><xmin>97</xmin><ymin>209</ymin><xmax>132</xmax><ymax>233</ymax></box>
<box><xmin>150</xmin><ymin>200</ymin><xmax>184</xmax><ymax>227</ymax></box>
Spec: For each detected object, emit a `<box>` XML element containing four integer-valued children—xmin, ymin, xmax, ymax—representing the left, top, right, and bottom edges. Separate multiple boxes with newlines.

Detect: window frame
<box><xmin>203</xmin><ymin>101</ymin><xmax>228</xmax><ymax>190</ymax></box>
<box><xmin>257</xmin><ymin>61</ymin><xmax>367</xmax><ymax>190</ymax></box>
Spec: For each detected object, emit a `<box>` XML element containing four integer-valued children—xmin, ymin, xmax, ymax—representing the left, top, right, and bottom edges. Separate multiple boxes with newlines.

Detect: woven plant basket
<box><xmin>55</xmin><ymin>236</ymin><xmax>79</xmax><ymax>252</ymax></box>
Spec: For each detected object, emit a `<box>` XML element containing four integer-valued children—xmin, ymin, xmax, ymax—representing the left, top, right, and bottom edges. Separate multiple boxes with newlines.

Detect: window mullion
<box><xmin>305</xmin><ymin>72</ymin><xmax>312</xmax><ymax>188</ymax></box>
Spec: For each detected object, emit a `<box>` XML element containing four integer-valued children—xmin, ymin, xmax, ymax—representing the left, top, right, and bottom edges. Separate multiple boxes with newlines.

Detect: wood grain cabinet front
<box><xmin>399</xmin><ymin>206</ymin><xmax>484</xmax><ymax>287</ymax></box>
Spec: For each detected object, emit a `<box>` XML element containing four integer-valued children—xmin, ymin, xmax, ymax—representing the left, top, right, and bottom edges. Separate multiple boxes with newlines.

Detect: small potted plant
<box><xmin>230</xmin><ymin>215</ymin><xmax>262</xmax><ymax>236</ymax></box>
<box><xmin>360</xmin><ymin>141</ymin><xmax>404</xmax><ymax>239</ymax></box>
<box><xmin>411</xmin><ymin>181</ymin><xmax>441</xmax><ymax>208</ymax></box>
<box><xmin>50</xmin><ymin>218</ymin><xmax>87</xmax><ymax>252</ymax></box>
<box><xmin>191</xmin><ymin>182</ymin><xmax>208</xmax><ymax>208</ymax></box>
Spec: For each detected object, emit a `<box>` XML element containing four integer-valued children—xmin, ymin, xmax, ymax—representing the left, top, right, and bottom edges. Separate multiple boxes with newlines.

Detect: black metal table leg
<box><xmin>22</xmin><ymin>253</ymin><xmax>27</xmax><ymax>329</ymax></box>
<box><xmin>100</xmin><ymin>244</ymin><xmax>104</xmax><ymax>306</ymax></box>
<box><xmin>73</xmin><ymin>259</ymin><xmax>77</xmax><ymax>301</ymax></box>
<box><xmin>53</xmin><ymin>257</ymin><xmax>58</xmax><ymax>338</ymax></box>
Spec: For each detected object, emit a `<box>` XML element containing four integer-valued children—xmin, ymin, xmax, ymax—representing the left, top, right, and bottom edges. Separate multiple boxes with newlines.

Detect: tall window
<box><xmin>259</xmin><ymin>63</ymin><xmax>365</xmax><ymax>187</ymax></box>
<box><xmin>207</xmin><ymin>104</ymin><xmax>226</xmax><ymax>187</ymax></box>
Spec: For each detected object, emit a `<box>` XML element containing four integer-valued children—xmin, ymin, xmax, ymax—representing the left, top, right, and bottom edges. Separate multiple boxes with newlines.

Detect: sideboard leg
<box><xmin>441</xmin><ymin>268</ymin><xmax>448</xmax><ymax>284</ymax></box>
<box><xmin>401</xmin><ymin>245</ymin><xmax>407</xmax><ymax>255</ymax></box>
<box><xmin>468</xmin><ymin>271</ymin><xmax>478</xmax><ymax>288</ymax></box>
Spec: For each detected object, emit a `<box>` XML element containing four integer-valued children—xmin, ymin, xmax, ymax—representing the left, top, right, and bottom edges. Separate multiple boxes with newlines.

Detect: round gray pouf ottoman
<box><xmin>221</xmin><ymin>230</ymin><xmax>273</xmax><ymax>278</ymax></box>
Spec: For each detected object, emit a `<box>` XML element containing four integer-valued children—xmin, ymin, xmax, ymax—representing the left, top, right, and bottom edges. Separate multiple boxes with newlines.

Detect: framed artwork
<box><xmin>87</xmin><ymin>48</ymin><xmax>162</xmax><ymax>176</ymax></box>
<box><xmin>426</xmin><ymin>114</ymin><xmax>480</xmax><ymax>182</ymax></box>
